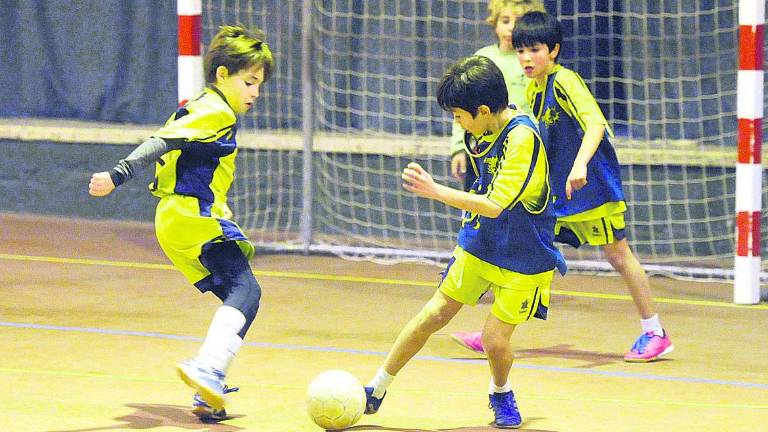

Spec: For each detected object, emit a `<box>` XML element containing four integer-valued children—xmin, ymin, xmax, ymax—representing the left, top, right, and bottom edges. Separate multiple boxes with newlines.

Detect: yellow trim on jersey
<box><xmin>529</xmin><ymin>64</ymin><xmax>615</xmax><ymax>137</ymax></box>
<box><xmin>154</xmin><ymin>88</ymin><xmax>236</xmax><ymax>142</ymax></box>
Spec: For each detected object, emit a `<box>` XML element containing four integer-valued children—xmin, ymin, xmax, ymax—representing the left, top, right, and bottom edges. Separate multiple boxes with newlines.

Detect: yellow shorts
<box><xmin>555</xmin><ymin>212</ymin><xmax>627</xmax><ymax>247</ymax></box>
<box><xmin>438</xmin><ymin>249</ymin><xmax>554</xmax><ymax>324</ymax></box>
<box><xmin>155</xmin><ymin>195</ymin><xmax>255</xmax><ymax>284</ymax></box>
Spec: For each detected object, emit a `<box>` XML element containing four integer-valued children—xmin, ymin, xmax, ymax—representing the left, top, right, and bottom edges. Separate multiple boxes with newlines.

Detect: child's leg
<box><xmin>366</xmin><ymin>290</ymin><xmax>462</xmax><ymax>404</ymax></box>
<box><xmin>483</xmin><ymin>311</ymin><xmax>522</xmax><ymax>428</ymax></box>
<box><xmin>179</xmin><ymin>241</ymin><xmax>262</xmax><ymax>410</ymax></box>
<box><xmin>197</xmin><ymin>241</ymin><xmax>262</xmax><ymax>370</ymax></box>
<box><xmin>482</xmin><ymin>314</ymin><xmax>517</xmax><ymax>386</ymax></box>
<box><xmin>602</xmin><ymin>238</ymin><xmax>654</xmax><ymax>319</ymax></box>
<box><xmin>383</xmin><ymin>290</ymin><xmax>462</xmax><ymax>375</ymax></box>
<box><xmin>603</xmin><ymin>239</ymin><xmax>673</xmax><ymax>361</ymax></box>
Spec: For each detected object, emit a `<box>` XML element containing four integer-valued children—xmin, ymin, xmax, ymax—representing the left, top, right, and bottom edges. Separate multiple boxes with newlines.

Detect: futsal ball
<box><xmin>306</xmin><ymin>369</ymin><xmax>366</xmax><ymax>430</ymax></box>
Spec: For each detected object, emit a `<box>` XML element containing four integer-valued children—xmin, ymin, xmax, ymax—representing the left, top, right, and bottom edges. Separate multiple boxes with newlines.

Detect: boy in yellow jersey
<box><xmin>450</xmin><ymin>0</ymin><xmax>546</xmax><ymax>190</ymax></box>
<box><xmin>89</xmin><ymin>25</ymin><xmax>274</xmax><ymax>420</ymax></box>
<box><xmin>454</xmin><ymin>11</ymin><xmax>675</xmax><ymax>362</ymax></box>
<box><xmin>363</xmin><ymin>55</ymin><xmax>566</xmax><ymax>429</ymax></box>
<box><xmin>514</xmin><ymin>11</ymin><xmax>673</xmax><ymax>361</ymax></box>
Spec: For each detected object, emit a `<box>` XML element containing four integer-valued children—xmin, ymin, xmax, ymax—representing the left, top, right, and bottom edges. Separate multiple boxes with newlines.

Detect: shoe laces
<box><xmin>630</xmin><ymin>332</ymin><xmax>656</xmax><ymax>353</ymax></box>
<box><xmin>489</xmin><ymin>392</ymin><xmax>517</xmax><ymax>415</ymax></box>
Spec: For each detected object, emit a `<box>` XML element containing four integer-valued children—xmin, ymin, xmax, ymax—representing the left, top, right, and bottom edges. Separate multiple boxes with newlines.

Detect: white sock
<box><xmin>489</xmin><ymin>378</ymin><xmax>512</xmax><ymax>394</ymax></box>
<box><xmin>367</xmin><ymin>367</ymin><xmax>395</xmax><ymax>399</ymax></box>
<box><xmin>640</xmin><ymin>314</ymin><xmax>664</xmax><ymax>336</ymax></box>
<box><xmin>195</xmin><ymin>305</ymin><xmax>246</xmax><ymax>372</ymax></box>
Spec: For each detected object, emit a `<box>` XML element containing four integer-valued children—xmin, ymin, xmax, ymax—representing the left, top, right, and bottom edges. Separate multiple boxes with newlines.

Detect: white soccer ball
<box><xmin>306</xmin><ymin>369</ymin><xmax>366</xmax><ymax>430</ymax></box>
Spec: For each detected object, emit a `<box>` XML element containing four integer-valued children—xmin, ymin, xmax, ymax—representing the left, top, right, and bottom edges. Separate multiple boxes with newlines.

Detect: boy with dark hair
<box><xmin>89</xmin><ymin>25</ymin><xmax>274</xmax><ymax>420</ymax></box>
<box><xmin>513</xmin><ymin>11</ymin><xmax>673</xmax><ymax>362</ymax></box>
<box><xmin>363</xmin><ymin>55</ymin><xmax>566</xmax><ymax>429</ymax></box>
<box><xmin>449</xmin><ymin>0</ymin><xmax>547</xmax><ymax>191</ymax></box>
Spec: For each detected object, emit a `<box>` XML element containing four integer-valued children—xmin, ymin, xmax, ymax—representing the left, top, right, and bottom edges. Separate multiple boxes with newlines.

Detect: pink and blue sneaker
<box><xmin>624</xmin><ymin>330</ymin><xmax>674</xmax><ymax>362</ymax></box>
<box><xmin>450</xmin><ymin>331</ymin><xmax>485</xmax><ymax>354</ymax></box>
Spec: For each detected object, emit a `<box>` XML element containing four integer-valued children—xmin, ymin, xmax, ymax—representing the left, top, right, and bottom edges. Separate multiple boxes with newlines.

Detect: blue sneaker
<box><xmin>192</xmin><ymin>385</ymin><xmax>239</xmax><ymax>421</ymax></box>
<box><xmin>364</xmin><ymin>386</ymin><xmax>386</xmax><ymax>414</ymax></box>
<box><xmin>177</xmin><ymin>360</ymin><xmax>226</xmax><ymax>410</ymax></box>
<box><xmin>488</xmin><ymin>391</ymin><xmax>522</xmax><ymax>429</ymax></box>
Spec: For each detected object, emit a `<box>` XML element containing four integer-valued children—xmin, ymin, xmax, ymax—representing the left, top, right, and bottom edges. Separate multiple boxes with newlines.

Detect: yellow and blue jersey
<box><xmin>458</xmin><ymin>109</ymin><xmax>566</xmax><ymax>276</ymax></box>
<box><xmin>527</xmin><ymin>64</ymin><xmax>625</xmax><ymax>218</ymax></box>
<box><xmin>152</xmin><ymin>86</ymin><xmax>239</xmax><ymax>216</ymax></box>
<box><xmin>149</xmin><ymin>86</ymin><xmax>254</xmax><ymax>285</ymax></box>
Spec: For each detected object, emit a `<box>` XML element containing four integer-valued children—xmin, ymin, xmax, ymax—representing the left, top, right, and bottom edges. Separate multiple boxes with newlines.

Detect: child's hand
<box><xmin>450</xmin><ymin>153</ymin><xmax>466</xmax><ymax>181</ymax></box>
<box><xmin>402</xmin><ymin>162</ymin><xmax>438</xmax><ymax>199</ymax></box>
<box><xmin>89</xmin><ymin>172</ymin><xmax>116</xmax><ymax>197</ymax></box>
<box><xmin>565</xmin><ymin>163</ymin><xmax>588</xmax><ymax>199</ymax></box>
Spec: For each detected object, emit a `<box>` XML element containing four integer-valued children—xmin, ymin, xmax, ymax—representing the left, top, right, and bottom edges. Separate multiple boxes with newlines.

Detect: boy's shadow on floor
<box><xmin>47</xmin><ymin>403</ymin><xmax>246</xmax><ymax>432</ymax></box>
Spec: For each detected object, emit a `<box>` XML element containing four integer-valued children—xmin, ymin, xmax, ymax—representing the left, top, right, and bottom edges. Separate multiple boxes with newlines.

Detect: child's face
<box><xmin>452</xmin><ymin>107</ymin><xmax>490</xmax><ymax>136</ymax></box>
<box><xmin>216</xmin><ymin>64</ymin><xmax>265</xmax><ymax>114</ymax></box>
<box><xmin>494</xmin><ymin>7</ymin><xmax>519</xmax><ymax>52</ymax></box>
<box><xmin>516</xmin><ymin>43</ymin><xmax>559</xmax><ymax>82</ymax></box>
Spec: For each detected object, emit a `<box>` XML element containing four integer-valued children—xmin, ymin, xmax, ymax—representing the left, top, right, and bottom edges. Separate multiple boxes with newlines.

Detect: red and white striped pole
<box><xmin>734</xmin><ymin>0</ymin><xmax>764</xmax><ymax>304</ymax></box>
<box><xmin>177</xmin><ymin>0</ymin><xmax>204</xmax><ymax>106</ymax></box>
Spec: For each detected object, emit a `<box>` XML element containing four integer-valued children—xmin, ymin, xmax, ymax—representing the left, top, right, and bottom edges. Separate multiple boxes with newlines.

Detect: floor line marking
<box><xmin>0</xmin><ymin>366</ymin><xmax>765</xmax><ymax>410</ymax></box>
<box><xmin>1</xmin><ymin>321</ymin><xmax>766</xmax><ymax>391</ymax></box>
<box><xmin>1</xmin><ymin>253</ymin><xmax>765</xmax><ymax>309</ymax></box>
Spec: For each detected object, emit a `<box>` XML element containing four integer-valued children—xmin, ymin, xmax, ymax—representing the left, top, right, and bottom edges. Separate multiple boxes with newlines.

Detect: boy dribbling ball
<box><xmin>89</xmin><ymin>25</ymin><xmax>274</xmax><ymax>421</ymax></box>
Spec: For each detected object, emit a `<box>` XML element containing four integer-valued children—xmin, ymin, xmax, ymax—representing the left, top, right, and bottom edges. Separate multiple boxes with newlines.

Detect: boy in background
<box><xmin>513</xmin><ymin>11</ymin><xmax>673</xmax><ymax>362</ymax></box>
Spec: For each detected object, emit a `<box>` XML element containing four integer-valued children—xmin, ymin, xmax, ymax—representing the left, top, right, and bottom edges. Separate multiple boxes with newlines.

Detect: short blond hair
<box><xmin>204</xmin><ymin>25</ymin><xmax>274</xmax><ymax>84</ymax></box>
<box><xmin>485</xmin><ymin>0</ymin><xmax>546</xmax><ymax>26</ymax></box>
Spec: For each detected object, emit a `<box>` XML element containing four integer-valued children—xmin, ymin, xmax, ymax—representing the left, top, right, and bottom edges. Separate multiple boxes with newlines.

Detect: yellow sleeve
<box><xmin>486</xmin><ymin>125</ymin><xmax>537</xmax><ymax>209</ymax></box>
<box><xmin>153</xmin><ymin>94</ymin><xmax>236</xmax><ymax>143</ymax></box>
<box><xmin>553</xmin><ymin>69</ymin><xmax>614</xmax><ymax>137</ymax></box>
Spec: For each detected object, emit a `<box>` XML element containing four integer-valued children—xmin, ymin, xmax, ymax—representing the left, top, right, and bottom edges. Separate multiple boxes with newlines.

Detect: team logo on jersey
<box><xmin>541</xmin><ymin>107</ymin><xmax>559</xmax><ymax>126</ymax></box>
<box><xmin>484</xmin><ymin>156</ymin><xmax>499</xmax><ymax>175</ymax></box>
<box><xmin>592</xmin><ymin>225</ymin><xmax>600</xmax><ymax>235</ymax></box>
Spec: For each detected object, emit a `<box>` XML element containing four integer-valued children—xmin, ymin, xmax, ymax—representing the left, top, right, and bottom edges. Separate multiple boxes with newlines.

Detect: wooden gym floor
<box><xmin>1</xmin><ymin>212</ymin><xmax>766</xmax><ymax>432</ymax></box>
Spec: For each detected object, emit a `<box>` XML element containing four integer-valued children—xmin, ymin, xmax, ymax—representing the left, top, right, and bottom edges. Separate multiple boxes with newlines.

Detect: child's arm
<box><xmin>88</xmin><ymin>137</ymin><xmax>182</xmax><ymax>197</ymax></box>
<box><xmin>402</xmin><ymin>162</ymin><xmax>503</xmax><ymax>218</ymax></box>
<box><xmin>566</xmin><ymin>123</ymin><xmax>605</xmax><ymax>199</ymax></box>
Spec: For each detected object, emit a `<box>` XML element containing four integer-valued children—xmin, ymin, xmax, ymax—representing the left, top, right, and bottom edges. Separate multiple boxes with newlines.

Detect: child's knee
<box><xmin>481</xmin><ymin>331</ymin><xmax>509</xmax><ymax>354</ymax></box>
<box><xmin>604</xmin><ymin>241</ymin><xmax>631</xmax><ymax>268</ymax></box>
<box><xmin>415</xmin><ymin>305</ymin><xmax>452</xmax><ymax>331</ymax></box>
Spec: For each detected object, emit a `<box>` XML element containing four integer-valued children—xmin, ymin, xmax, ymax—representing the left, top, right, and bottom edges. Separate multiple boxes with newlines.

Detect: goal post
<box><xmin>189</xmin><ymin>1</ymin><xmax>766</xmax><ymax>293</ymax></box>
<box><xmin>177</xmin><ymin>0</ymin><xmax>204</xmax><ymax>106</ymax></box>
<box><xmin>734</xmin><ymin>0</ymin><xmax>764</xmax><ymax>304</ymax></box>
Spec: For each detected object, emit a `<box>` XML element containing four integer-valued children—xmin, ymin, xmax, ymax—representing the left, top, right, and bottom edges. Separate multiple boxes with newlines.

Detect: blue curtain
<box><xmin>0</xmin><ymin>0</ymin><xmax>176</xmax><ymax>123</ymax></box>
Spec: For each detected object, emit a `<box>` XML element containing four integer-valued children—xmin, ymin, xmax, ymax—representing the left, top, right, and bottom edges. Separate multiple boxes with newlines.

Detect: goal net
<box><xmin>202</xmin><ymin>0</ymin><xmax>762</xmax><ymax>280</ymax></box>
